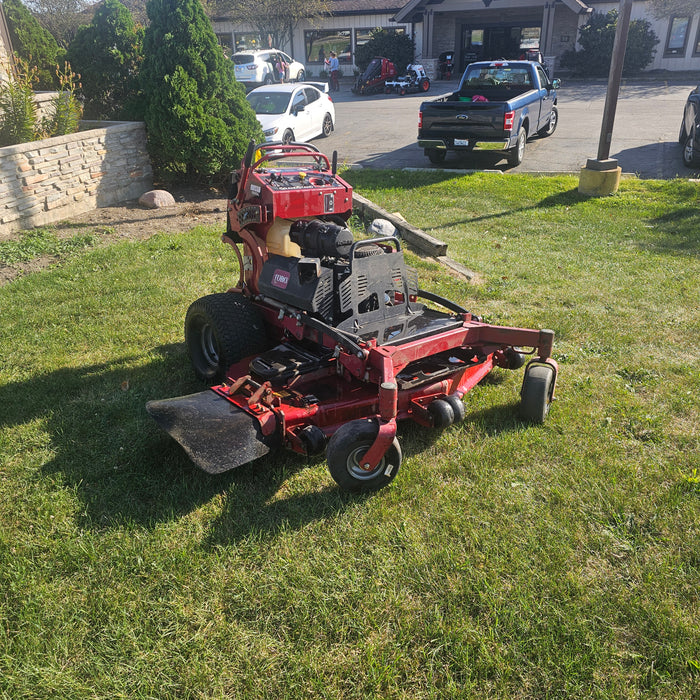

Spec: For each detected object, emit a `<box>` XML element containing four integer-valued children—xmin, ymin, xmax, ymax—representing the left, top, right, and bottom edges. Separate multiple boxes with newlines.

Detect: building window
<box><xmin>233</xmin><ymin>33</ymin><xmax>265</xmax><ymax>52</ymax></box>
<box><xmin>304</xmin><ymin>30</ymin><xmax>352</xmax><ymax>64</ymax></box>
<box><xmin>355</xmin><ymin>28</ymin><xmax>374</xmax><ymax>52</ymax></box>
<box><xmin>355</xmin><ymin>27</ymin><xmax>405</xmax><ymax>47</ymax></box>
<box><xmin>664</xmin><ymin>16</ymin><xmax>690</xmax><ymax>57</ymax></box>
<box><xmin>520</xmin><ymin>27</ymin><xmax>541</xmax><ymax>51</ymax></box>
<box><xmin>216</xmin><ymin>33</ymin><xmax>234</xmax><ymax>54</ymax></box>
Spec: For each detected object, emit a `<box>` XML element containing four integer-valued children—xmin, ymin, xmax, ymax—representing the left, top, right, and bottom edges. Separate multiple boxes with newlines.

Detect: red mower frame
<box><xmin>146</xmin><ymin>142</ymin><xmax>558</xmax><ymax>491</ymax></box>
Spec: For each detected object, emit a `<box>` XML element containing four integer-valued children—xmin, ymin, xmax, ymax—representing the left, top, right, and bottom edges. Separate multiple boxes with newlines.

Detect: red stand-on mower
<box><xmin>146</xmin><ymin>142</ymin><xmax>558</xmax><ymax>492</ymax></box>
<box><xmin>351</xmin><ymin>57</ymin><xmax>398</xmax><ymax>95</ymax></box>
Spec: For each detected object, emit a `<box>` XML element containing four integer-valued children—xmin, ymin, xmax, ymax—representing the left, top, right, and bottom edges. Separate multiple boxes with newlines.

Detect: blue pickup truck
<box><xmin>418</xmin><ymin>60</ymin><xmax>560</xmax><ymax>166</ymax></box>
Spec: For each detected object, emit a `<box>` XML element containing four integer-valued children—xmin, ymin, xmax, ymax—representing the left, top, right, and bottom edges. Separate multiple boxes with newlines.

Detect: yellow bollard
<box><xmin>578</xmin><ymin>158</ymin><xmax>622</xmax><ymax>196</ymax></box>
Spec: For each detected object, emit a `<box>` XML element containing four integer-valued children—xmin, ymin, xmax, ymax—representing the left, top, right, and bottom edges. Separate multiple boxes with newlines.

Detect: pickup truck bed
<box><xmin>418</xmin><ymin>60</ymin><xmax>560</xmax><ymax>166</ymax></box>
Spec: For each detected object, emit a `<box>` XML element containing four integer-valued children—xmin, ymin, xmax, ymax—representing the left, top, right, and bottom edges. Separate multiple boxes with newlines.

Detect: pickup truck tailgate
<box><xmin>421</xmin><ymin>102</ymin><xmax>506</xmax><ymax>138</ymax></box>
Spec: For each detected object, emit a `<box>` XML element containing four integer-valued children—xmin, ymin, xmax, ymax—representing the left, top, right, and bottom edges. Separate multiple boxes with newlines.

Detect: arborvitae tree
<box><xmin>355</xmin><ymin>29</ymin><xmax>415</xmax><ymax>73</ymax></box>
<box><xmin>560</xmin><ymin>10</ymin><xmax>659</xmax><ymax>77</ymax></box>
<box><xmin>67</xmin><ymin>0</ymin><xmax>143</xmax><ymax>119</ymax></box>
<box><xmin>139</xmin><ymin>0</ymin><xmax>263</xmax><ymax>182</ymax></box>
<box><xmin>4</xmin><ymin>0</ymin><xmax>64</xmax><ymax>89</ymax></box>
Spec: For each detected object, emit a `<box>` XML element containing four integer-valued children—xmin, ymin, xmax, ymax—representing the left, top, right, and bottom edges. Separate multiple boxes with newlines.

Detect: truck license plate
<box><xmin>454</xmin><ymin>139</ymin><xmax>470</xmax><ymax>146</ymax></box>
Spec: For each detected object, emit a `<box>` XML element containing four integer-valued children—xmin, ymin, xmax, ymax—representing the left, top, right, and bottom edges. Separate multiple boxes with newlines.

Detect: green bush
<box><xmin>42</xmin><ymin>63</ymin><xmax>83</xmax><ymax>137</ymax></box>
<box><xmin>560</xmin><ymin>10</ymin><xmax>659</xmax><ymax>76</ymax></box>
<box><xmin>66</xmin><ymin>0</ymin><xmax>143</xmax><ymax>120</ymax></box>
<box><xmin>0</xmin><ymin>58</ymin><xmax>40</xmax><ymax>146</ymax></box>
<box><xmin>355</xmin><ymin>28</ymin><xmax>415</xmax><ymax>73</ymax></box>
<box><xmin>139</xmin><ymin>0</ymin><xmax>263</xmax><ymax>183</ymax></box>
<box><xmin>3</xmin><ymin>0</ymin><xmax>65</xmax><ymax>89</ymax></box>
<box><xmin>0</xmin><ymin>57</ymin><xmax>82</xmax><ymax>146</ymax></box>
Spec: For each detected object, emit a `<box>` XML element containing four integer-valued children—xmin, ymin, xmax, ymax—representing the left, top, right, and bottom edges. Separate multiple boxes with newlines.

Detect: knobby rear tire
<box><xmin>185</xmin><ymin>293</ymin><xmax>267</xmax><ymax>384</ymax></box>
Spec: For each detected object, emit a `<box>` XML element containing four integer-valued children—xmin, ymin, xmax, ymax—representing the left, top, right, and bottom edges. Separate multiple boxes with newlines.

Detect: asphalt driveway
<box><xmin>320</xmin><ymin>77</ymin><xmax>700</xmax><ymax>179</ymax></box>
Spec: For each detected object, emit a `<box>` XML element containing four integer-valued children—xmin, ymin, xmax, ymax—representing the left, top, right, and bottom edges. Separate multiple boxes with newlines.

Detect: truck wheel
<box><xmin>426</xmin><ymin>148</ymin><xmax>446</xmax><ymax>164</ymax></box>
<box><xmin>507</xmin><ymin>128</ymin><xmax>526</xmax><ymax>167</ymax></box>
<box><xmin>537</xmin><ymin>106</ymin><xmax>558</xmax><ymax>137</ymax></box>
<box><xmin>185</xmin><ymin>293</ymin><xmax>267</xmax><ymax>384</ymax></box>
<box><xmin>327</xmin><ymin>419</ymin><xmax>402</xmax><ymax>492</ymax></box>
<box><xmin>519</xmin><ymin>365</ymin><xmax>555</xmax><ymax>424</ymax></box>
<box><xmin>683</xmin><ymin>131</ymin><xmax>700</xmax><ymax>167</ymax></box>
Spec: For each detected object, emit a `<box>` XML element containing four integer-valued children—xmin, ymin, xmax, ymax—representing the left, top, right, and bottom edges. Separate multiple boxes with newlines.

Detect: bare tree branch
<box><xmin>211</xmin><ymin>0</ymin><xmax>330</xmax><ymax>51</ymax></box>
<box><xmin>647</xmin><ymin>0</ymin><xmax>698</xmax><ymax>19</ymax></box>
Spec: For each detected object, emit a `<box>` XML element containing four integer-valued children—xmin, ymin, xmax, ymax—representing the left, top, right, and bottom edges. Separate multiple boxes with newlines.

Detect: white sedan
<box><xmin>246</xmin><ymin>83</ymin><xmax>335</xmax><ymax>144</ymax></box>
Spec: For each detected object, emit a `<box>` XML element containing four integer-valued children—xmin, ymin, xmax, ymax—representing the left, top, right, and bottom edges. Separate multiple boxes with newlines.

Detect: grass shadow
<box><xmin>1</xmin><ymin>338</ymin><xmax>533</xmax><ymax>540</ymax></box>
<box><xmin>0</xmin><ymin>344</ymin><xmax>322</xmax><ymax>533</ymax></box>
<box><xmin>439</xmin><ymin>187</ymin><xmax>587</xmax><ymax>230</ymax></box>
<box><xmin>643</xmin><ymin>206</ymin><xmax>700</xmax><ymax>255</ymax></box>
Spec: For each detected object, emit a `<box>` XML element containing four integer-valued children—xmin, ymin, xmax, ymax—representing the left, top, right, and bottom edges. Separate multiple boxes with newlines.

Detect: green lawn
<box><xmin>1</xmin><ymin>173</ymin><xmax>698</xmax><ymax>698</ymax></box>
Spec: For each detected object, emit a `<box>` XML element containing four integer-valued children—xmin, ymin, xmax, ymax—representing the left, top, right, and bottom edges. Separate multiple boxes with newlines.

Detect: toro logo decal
<box><xmin>271</xmin><ymin>269</ymin><xmax>290</xmax><ymax>289</ymax></box>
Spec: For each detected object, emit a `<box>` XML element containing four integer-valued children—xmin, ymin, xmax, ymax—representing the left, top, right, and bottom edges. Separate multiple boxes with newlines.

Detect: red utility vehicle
<box><xmin>146</xmin><ymin>142</ymin><xmax>558</xmax><ymax>491</ymax></box>
<box><xmin>352</xmin><ymin>57</ymin><xmax>398</xmax><ymax>95</ymax></box>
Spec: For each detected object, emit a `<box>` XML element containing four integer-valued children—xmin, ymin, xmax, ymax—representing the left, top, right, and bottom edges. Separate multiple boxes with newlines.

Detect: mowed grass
<box><xmin>1</xmin><ymin>173</ymin><xmax>699</xmax><ymax>698</ymax></box>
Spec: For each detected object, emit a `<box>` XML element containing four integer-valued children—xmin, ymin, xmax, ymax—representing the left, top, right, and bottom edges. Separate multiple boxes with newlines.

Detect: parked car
<box><xmin>246</xmin><ymin>83</ymin><xmax>335</xmax><ymax>144</ymax></box>
<box><xmin>679</xmin><ymin>84</ymin><xmax>700</xmax><ymax>167</ymax></box>
<box><xmin>233</xmin><ymin>50</ymin><xmax>306</xmax><ymax>88</ymax></box>
<box><xmin>418</xmin><ymin>60</ymin><xmax>559</xmax><ymax>166</ymax></box>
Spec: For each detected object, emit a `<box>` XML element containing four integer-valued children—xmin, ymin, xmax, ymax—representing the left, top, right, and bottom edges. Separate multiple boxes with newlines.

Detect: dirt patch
<box><xmin>0</xmin><ymin>185</ymin><xmax>227</xmax><ymax>285</ymax></box>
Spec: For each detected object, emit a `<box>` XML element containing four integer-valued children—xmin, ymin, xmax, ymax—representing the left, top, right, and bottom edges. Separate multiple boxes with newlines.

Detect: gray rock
<box><xmin>139</xmin><ymin>190</ymin><xmax>176</xmax><ymax>209</ymax></box>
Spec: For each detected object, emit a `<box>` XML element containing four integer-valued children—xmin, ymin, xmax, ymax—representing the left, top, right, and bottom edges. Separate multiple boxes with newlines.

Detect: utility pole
<box><xmin>579</xmin><ymin>0</ymin><xmax>633</xmax><ymax>195</ymax></box>
<box><xmin>597</xmin><ymin>0</ymin><xmax>634</xmax><ymax>162</ymax></box>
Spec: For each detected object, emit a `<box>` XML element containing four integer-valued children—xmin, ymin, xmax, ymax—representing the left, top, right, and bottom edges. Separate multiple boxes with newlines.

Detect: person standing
<box><xmin>325</xmin><ymin>51</ymin><xmax>340</xmax><ymax>92</ymax></box>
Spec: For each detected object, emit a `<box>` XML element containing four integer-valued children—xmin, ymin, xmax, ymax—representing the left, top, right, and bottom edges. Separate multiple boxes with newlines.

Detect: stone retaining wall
<box><xmin>0</xmin><ymin>121</ymin><xmax>153</xmax><ymax>235</ymax></box>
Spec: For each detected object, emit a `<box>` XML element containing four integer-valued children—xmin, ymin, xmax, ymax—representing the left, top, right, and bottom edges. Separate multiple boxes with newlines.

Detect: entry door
<box><xmin>483</xmin><ymin>27</ymin><xmax>520</xmax><ymax>60</ymax></box>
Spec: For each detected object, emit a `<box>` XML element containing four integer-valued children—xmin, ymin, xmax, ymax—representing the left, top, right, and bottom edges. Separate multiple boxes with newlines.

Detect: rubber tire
<box><xmin>537</xmin><ymin>106</ymin><xmax>558</xmax><ymax>137</ymax></box>
<box><xmin>682</xmin><ymin>131</ymin><xmax>700</xmax><ymax>167</ymax></box>
<box><xmin>296</xmin><ymin>70</ymin><xmax>305</xmax><ymax>82</ymax></box>
<box><xmin>426</xmin><ymin>148</ymin><xmax>446</xmax><ymax>164</ymax></box>
<box><xmin>282</xmin><ymin>129</ymin><xmax>294</xmax><ymax>145</ymax></box>
<box><xmin>444</xmin><ymin>395</ymin><xmax>466</xmax><ymax>423</ymax></box>
<box><xmin>185</xmin><ymin>293</ymin><xmax>267</xmax><ymax>384</ymax></box>
<box><xmin>322</xmin><ymin>113</ymin><xmax>333</xmax><ymax>137</ymax></box>
<box><xmin>428</xmin><ymin>399</ymin><xmax>454</xmax><ymax>428</ymax></box>
<box><xmin>519</xmin><ymin>365</ymin><xmax>555</xmax><ymax>424</ymax></box>
<box><xmin>421</xmin><ymin>79</ymin><xmax>430</xmax><ymax>92</ymax></box>
<box><xmin>327</xmin><ymin>419</ymin><xmax>402</xmax><ymax>492</ymax></box>
<box><xmin>263</xmin><ymin>74</ymin><xmax>273</xmax><ymax>85</ymax></box>
<box><xmin>507</xmin><ymin>128</ymin><xmax>526</xmax><ymax>167</ymax></box>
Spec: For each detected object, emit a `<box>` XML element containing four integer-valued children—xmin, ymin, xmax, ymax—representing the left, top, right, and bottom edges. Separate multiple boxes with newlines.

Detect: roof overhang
<box><xmin>560</xmin><ymin>0</ymin><xmax>592</xmax><ymax>14</ymax></box>
<box><xmin>394</xmin><ymin>0</ymin><xmax>591</xmax><ymax>23</ymax></box>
